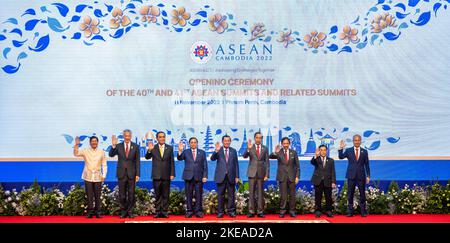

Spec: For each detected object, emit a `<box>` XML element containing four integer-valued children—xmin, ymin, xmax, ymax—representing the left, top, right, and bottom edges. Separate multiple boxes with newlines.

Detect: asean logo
<box><xmin>190</xmin><ymin>41</ymin><xmax>212</xmax><ymax>64</ymax></box>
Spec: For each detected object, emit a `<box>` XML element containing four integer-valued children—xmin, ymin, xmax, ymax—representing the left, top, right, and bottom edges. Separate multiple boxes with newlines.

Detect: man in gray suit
<box><xmin>243</xmin><ymin>131</ymin><xmax>269</xmax><ymax>218</ymax></box>
<box><xmin>269</xmin><ymin>137</ymin><xmax>300</xmax><ymax>218</ymax></box>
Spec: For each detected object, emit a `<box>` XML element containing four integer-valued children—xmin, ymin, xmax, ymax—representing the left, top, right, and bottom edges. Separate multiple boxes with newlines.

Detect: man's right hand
<box><xmin>148</xmin><ymin>141</ymin><xmax>154</xmax><ymax>151</ymax></box>
<box><xmin>275</xmin><ymin>144</ymin><xmax>281</xmax><ymax>153</ymax></box>
<box><xmin>314</xmin><ymin>148</ymin><xmax>320</xmax><ymax>158</ymax></box>
<box><xmin>74</xmin><ymin>136</ymin><xmax>80</xmax><ymax>146</ymax></box>
<box><xmin>111</xmin><ymin>135</ymin><xmax>117</xmax><ymax>148</ymax></box>
<box><xmin>339</xmin><ymin>140</ymin><xmax>346</xmax><ymax>150</ymax></box>
<box><xmin>247</xmin><ymin>139</ymin><xmax>252</xmax><ymax>151</ymax></box>
<box><xmin>215</xmin><ymin>142</ymin><xmax>221</xmax><ymax>152</ymax></box>
<box><xmin>178</xmin><ymin>141</ymin><xmax>184</xmax><ymax>152</ymax></box>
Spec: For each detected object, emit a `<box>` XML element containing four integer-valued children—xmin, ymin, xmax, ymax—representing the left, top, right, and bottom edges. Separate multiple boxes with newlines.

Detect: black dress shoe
<box><xmin>217</xmin><ymin>213</ymin><xmax>224</xmax><ymax>218</ymax></box>
<box><xmin>228</xmin><ymin>213</ymin><xmax>236</xmax><ymax>218</ymax></box>
<box><xmin>315</xmin><ymin>211</ymin><xmax>322</xmax><ymax>218</ymax></box>
<box><xmin>95</xmin><ymin>213</ymin><xmax>102</xmax><ymax>219</ymax></box>
<box><xmin>257</xmin><ymin>213</ymin><xmax>265</xmax><ymax>218</ymax></box>
<box><xmin>185</xmin><ymin>213</ymin><xmax>193</xmax><ymax>218</ymax></box>
<box><xmin>195</xmin><ymin>213</ymin><xmax>204</xmax><ymax>218</ymax></box>
<box><xmin>289</xmin><ymin>212</ymin><xmax>296</xmax><ymax>218</ymax></box>
<box><xmin>325</xmin><ymin>211</ymin><xmax>333</xmax><ymax>218</ymax></box>
<box><xmin>128</xmin><ymin>213</ymin><xmax>135</xmax><ymax>218</ymax></box>
<box><xmin>86</xmin><ymin>214</ymin><xmax>93</xmax><ymax>219</ymax></box>
<box><xmin>120</xmin><ymin>212</ymin><xmax>127</xmax><ymax>218</ymax></box>
<box><xmin>279</xmin><ymin>214</ymin><xmax>285</xmax><ymax>218</ymax></box>
<box><xmin>361</xmin><ymin>213</ymin><xmax>367</xmax><ymax>217</ymax></box>
<box><xmin>154</xmin><ymin>213</ymin><xmax>162</xmax><ymax>218</ymax></box>
<box><xmin>162</xmin><ymin>213</ymin><xmax>169</xmax><ymax>218</ymax></box>
<box><xmin>247</xmin><ymin>213</ymin><xmax>255</xmax><ymax>218</ymax></box>
<box><xmin>346</xmin><ymin>213</ymin><xmax>354</xmax><ymax>217</ymax></box>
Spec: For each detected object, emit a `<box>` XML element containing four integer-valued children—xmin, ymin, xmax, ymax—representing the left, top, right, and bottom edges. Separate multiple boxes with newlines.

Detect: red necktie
<box><xmin>256</xmin><ymin>145</ymin><xmax>260</xmax><ymax>158</ymax></box>
<box><xmin>125</xmin><ymin>143</ymin><xmax>129</xmax><ymax>158</ymax></box>
<box><xmin>284</xmin><ymin>149</ymin><xmax>289</xmax><ymax>163</ymax></box>
<box><xmin>192</xmin><ymin>149</ymin><xmax>196</xmax><ymax>161</ymax></box>
<box><xmin>355</xmin><ymin>148</ymin><xmax>359</xmax><ymax>161</ymax></box>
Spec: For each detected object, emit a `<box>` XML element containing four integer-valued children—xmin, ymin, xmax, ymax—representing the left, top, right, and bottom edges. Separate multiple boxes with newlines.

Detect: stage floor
<box><xmin>0</xmin><ymin>214</ymin><xmax>449</xmax><ymax>223</ymax></box>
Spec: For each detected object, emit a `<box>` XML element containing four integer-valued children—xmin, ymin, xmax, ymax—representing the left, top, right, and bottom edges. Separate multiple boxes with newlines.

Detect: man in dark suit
<box><xmin>177</xmin><ymin>137</ymin><xmax>208</xmax><ymax>218</ymax></box>
<box><xmin>243</xmin><ymin>132</ymin><xmax>269</xmax><ymax>218</ymax></box>
<box><xmin>311</xmin><ymin>145</ymin><xmax>336</xmax><ymax>218</ymax></box>
<box><xmin>269</xmin><ymin>137</ymin><xmax>300</xmax><ymax>218</ymax></box>
<box><xmin>338</xmin><ymin>134</ymin><xmax>370</xmax><ymax>217</ymax></box>
<box><xmin>210</xmin><ymin>135</ymin><xmax>239</xmax><ymax>218</ymax></box>
<box><xmin>109</xmin><ymin>129</ymin><xmax>140</xmax><ymax>218</ymax></box>
<box><xmin>145</xmin><ymin>131</ymin><xmax>175</xmax><ymax>218</ymax></box>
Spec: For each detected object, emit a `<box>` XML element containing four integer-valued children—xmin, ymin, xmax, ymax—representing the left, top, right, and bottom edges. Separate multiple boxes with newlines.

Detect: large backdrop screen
<box><xmin>1</xmin><ymin>0</ymin><xmax>449</xmax><ymax>160</ymax></box>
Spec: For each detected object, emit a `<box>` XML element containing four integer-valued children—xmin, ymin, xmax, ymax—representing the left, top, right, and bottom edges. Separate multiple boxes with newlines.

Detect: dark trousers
<box><xmin>248</xmin><ymin>177</ymin><xmax>264</xmax><ymax>214</ymax></box>
<box><xmin>118</xmin><ymin>172</ymin><xmax>136</xmax><ymax>215</ymax></box>
<box><xmin>347</xmin><ymin>178</ymin><xmax>367</xmax><ymax>214</ymax></box>
<box><xmin>279</xmin><ymin>180</ymin><xmax>296</xmax><ymax>214</ymax></box>
<box><xmin>185</xmin><ymin>179</ymin><xmax>203</xmax><ymax>214</ymax></box>
<box><xmin>153</xmin><ymin>179</ymin><xmax>170</xmax><ymax>214</ymax></box>
<box><xmin>84</xmin><ymin>181</ymin><xmax>102</xmax><ymax>215</ymax></box>
<box><xmin>217</xmin><ymin>174</ymin><xmax>236</xmax><ymax>214</ymax></box>
<box><xmin>314</xmin><ymin>180</ymin><xmax>333</xmax><ymax>212</ymax></box>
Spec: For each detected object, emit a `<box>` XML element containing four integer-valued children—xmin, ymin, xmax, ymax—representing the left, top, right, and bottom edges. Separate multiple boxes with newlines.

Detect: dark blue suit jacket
<box><xmin>177</xmin><ymin>148</ymin><xmax>208</xmax><ymax>181</ymax></box>
<box><xmin>210</xmin><ymin>147</ymin><xmax>239</xmax><ymax>184</ymax></box>
<box><xmin>338</xmin><ymin>147</ymin><xmax>370</xmax><ymax>180</ymax></box>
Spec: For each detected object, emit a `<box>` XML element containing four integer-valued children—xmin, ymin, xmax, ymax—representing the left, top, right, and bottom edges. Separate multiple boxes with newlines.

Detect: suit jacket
<box><xmin>210</xmin><ymin>147</ymin><xmax>239</xmax><ymax>184</ymax></box>
<box><xmin>310</xmin><ymin>156</ymin><xmax>336</xmax><ymax>187</ymax></box>
<box><xmin>338</xmin><ymin>147</ymin><xmax>370</xmax><ymax>180</ymax></box>
<box><xmin>145</xmin><ymin>143</ymin><xmax>175</xmax><ymax>180</ymax></box>
<box><xmin>177</xmin><ymin>148</ymin><xmax>208</xmax><ymax>181</ymax></box>
<box><xmin>242</xmin><ymin>144</ymin><xmax>270</xmax><ymax>178</ymax></box>
<box><xmin>109</xmin><ymin>142</ymin><xmax>140</xmax><ymax>180</ymax></box>
<box><xmin>269</xmin><ymin>148</ymin><xmax>300</xmax><ymax>182</ymax></box>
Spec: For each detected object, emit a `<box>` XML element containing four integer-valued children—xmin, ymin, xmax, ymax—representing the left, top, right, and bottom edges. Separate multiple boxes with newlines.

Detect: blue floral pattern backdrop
<box><xmin>1</xmin><ymin>0</ymin><xmax>448</xmax><ymax>73</ymax></box>
<box><xmin>0</xmin><ymin>0</ymin><xmax>449</xmax><ymax>159</ymax></box>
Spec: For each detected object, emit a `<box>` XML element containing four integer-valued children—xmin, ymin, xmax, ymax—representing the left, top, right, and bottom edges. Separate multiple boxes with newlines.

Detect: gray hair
<box><xmin>123</xmin><ymin>129</ymin><xmax>132</xmax><ymax>134</ymax></box>
<box><xmin>353</xmin><ymin>134</ymin><xmax>362</xmax><ymax>140</ymax></box>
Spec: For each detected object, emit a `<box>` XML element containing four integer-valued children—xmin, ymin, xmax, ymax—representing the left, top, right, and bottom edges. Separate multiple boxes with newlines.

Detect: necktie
<box><xmin>125</xmin><ymin>143</ymin><xmax>129</xmax><ymax>158</ymax></box>
<box><xmin>322</xmin><ymin>157</ymin><xmax>326</xmax><ymax>167</ymax></box>
<box><xmin>159</xmin><ymin>145</ymin><xmax>164</xmax><ymax>157</ymax></box>
<box><xmin>225</xmin><ymin>149</ymin><xmax>229</xmax><ymax>163</ymax></box>
<box><xmin>355</xmin><ymin>147</ymin><xmax>359</xmax><ymax>161</ymax></box>
<box><xmin>192</xmin><ymin>149</ymin><xmax>196</xmax><ymax>161</ymax></box>
<box><xmin>284</xmin><ymin>149</ymin><xmax>289</xmax><ymax>164</ymax></box>
<box><xmin>225</xmin><ymin>149</ymin><xmax>229</xmax><ymax>174</ymax></box>
<box><xmin>256</xmin><ymin>145</ymin><xmax>260</xmax><ymax>158</ymax></box>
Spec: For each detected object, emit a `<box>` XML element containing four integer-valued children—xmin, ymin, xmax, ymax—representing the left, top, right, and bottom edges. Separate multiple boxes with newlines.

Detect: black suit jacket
<box><xmin>145</xmin><ymin>143</ymin><xmax>175</xmax><ymax>180</ymax></box>
<box><xmin>269</xmin><ymin>148</ymin><xmax>300</xmax><ymax>182</ymax></box>
<box><xmin>310</xmin><ymin>156</ymin><xmax>336</xmax><ymax>187</ymax></box>
<box><xmin>109</xmin><ymin>142</ymin><xmax>140</xmax><ymax>180</ymax></box>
